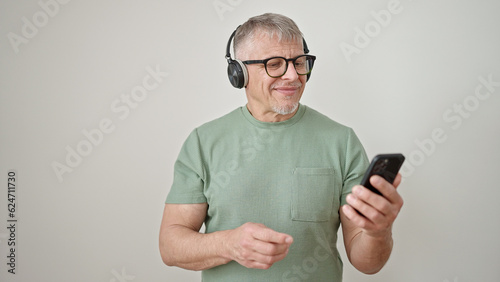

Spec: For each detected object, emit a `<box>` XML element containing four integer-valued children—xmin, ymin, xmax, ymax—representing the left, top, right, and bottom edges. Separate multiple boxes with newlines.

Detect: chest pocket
<box><xmin>291</xmin><ymin>167</ymin><xmax>336</xmax><ymax>222</ymax></box>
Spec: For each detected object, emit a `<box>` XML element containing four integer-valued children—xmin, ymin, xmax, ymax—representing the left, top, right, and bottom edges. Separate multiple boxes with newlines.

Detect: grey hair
<box><xmin>234</xmin><ymin>13</ymin><xmax>303</xmax><ymax>60</ymax></box>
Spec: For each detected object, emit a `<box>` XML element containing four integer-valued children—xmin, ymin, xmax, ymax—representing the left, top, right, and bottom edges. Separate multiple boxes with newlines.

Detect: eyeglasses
<box><xmin>242</xmin><ymin>54</ymin><xmax>316</xmax><ymax>78</ymax></box>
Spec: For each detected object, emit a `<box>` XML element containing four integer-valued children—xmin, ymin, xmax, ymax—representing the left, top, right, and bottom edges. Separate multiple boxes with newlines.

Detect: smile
<box><xmin>273</xmin><ymin>86</ymin><xmax>300</xmax><ymax>97</ymax></box>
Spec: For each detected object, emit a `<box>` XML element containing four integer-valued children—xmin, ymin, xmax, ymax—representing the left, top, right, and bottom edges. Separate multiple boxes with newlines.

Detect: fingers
<box><xmin>369</xmin><ymin>175</ymin><xmax>404</xmax><ymax>212</ymax></box>
<box><xmin>243</xmin><ymin>223</ymin><xmax>293</xmax><ymax>256</ymax></box>
<box><xmin>231</xmin><ymin>223</ymin><xmax>293</xmax><ymax>269</ymax></box>
<box><xmin>392</xmin><ymin>173</ymin><xmax>402</xmax><ymax>189</ymax></box>
<box><xmin>252</xmin><ymin>223</ymin><xmax>293</xmax><ymax>245</ymax></box>
<box><xmin>346</xmin><ymin>188</ymin><xmax>387</xmax><ymax>224</ymax></box>
<box><xmin>369</xmin><ymin>175</ymin><xmax>402</xmax><ymax>202</ymax></box>
<box><xmin>237</xmin><ymin>245</ymin><xmax>290</xmax><ymax>269</ymax></box>
<box><xmin>345</xmin><ymin>175</ymin><xmax>404</xmax><ymax>234</ymax></box>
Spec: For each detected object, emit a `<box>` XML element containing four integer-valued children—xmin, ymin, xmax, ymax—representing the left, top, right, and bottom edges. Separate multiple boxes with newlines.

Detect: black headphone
<box><xmin>225</xmin><ymin>26</ymin><xmax>312</xmax><ymax>89</ymax></box>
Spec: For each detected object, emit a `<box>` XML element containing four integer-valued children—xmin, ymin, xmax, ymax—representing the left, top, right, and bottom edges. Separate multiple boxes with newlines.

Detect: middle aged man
<box><xmin>159</xmin><ymin>13</ymin><xmax>404</xmax><ymax>281</ymax></box>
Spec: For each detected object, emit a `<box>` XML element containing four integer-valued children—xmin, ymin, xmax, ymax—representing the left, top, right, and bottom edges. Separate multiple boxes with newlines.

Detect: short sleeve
<box><xmin>165</xmin><ymin>129</ymin><xmax>207</xmax><ymax>204</ymax></box>
<box><xmin>340</xmin><ymin>128</ymin><xmax>369</xmax><ymax>205</ymax></box>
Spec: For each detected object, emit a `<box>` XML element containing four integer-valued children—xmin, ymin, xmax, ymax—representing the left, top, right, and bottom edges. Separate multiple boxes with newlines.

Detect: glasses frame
<box><xmin>242</xmin><ymin>54</ymin><xmax>316</xmax><ymax>78</ymax></box>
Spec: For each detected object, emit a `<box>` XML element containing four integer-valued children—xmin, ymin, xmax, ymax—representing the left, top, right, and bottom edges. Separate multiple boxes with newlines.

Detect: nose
<box><xmin>281</xmin><ymin>61</ymin><xmax>299</xmax><ymax>81</ymax></box>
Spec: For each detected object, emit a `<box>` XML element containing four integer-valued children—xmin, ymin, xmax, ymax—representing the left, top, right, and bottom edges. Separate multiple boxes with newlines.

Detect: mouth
<box><xmin>273</xmin><ymin>85</ymin><xmax>301</xmax><ymax>97</ymax></box>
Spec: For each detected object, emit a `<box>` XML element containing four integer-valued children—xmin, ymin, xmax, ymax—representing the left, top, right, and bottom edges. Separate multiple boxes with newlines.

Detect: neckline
<box><xmin>241</xmin><ymin>104</ymin><xmax>306</xmax><ymax>129</ymax></box>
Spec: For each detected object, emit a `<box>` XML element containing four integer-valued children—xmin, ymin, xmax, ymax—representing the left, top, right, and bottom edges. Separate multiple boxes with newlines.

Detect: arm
<box><xmin>159</xmin><ymin>203</ymin><xmax>293</xmax><ymax>271</ymax></box>
<box><xmin>340</xmin><ymin>173</ymin><xmax>403</xmax><ymax>274</ymax></box>
<box><xmin>159</xmin><ymin>203</ymin><xmax>230</xmax><ymax>270</ymax></box>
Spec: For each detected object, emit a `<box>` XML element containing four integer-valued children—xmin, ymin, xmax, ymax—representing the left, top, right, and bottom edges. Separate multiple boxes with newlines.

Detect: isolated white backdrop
<box><xmin>1</xmin><ymin>0</ymin><xmax>499</xmax><ymax>281</ymax></box>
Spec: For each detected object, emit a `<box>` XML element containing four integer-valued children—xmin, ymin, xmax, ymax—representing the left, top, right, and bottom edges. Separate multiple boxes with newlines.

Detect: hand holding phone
<box><xmin>360</xmin><ymin>154</ymin><xmax>405</xmax><ymax>196</ymax></box>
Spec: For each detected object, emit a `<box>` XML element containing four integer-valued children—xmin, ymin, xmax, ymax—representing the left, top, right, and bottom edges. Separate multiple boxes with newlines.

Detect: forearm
<box><xmin>160</xmin><ymin>224</ymin><xmax>232</xmax><ymax>271</ymax></box>
<box><xmin>347</xmin><ymin>229</ymin><xmax>393</xmax><ymax>274</ymax></box>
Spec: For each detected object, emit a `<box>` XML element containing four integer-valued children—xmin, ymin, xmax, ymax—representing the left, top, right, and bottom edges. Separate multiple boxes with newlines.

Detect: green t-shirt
<box><xmin>166</xmin><ymin>104</ymin><xmax>369</xmax><ymax>281</ymax></box>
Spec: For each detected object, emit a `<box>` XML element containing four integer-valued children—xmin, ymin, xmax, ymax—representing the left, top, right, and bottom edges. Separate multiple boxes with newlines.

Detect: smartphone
<box><xmin>360</xmin><ymin>154</ymin><xmax>405</xmax><ymax>196</ymax></box>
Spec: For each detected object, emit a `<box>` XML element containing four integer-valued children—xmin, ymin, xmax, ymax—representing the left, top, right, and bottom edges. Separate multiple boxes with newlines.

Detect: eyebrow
<box><xmin>247</xmin><ymin>53</ymin><xmax>306</xmax><ymax>61</ymax></box>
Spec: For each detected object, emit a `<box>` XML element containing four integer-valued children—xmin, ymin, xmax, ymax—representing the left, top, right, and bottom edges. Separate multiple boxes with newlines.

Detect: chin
<box><xmin>272</xmin><ymin>101</ymin><xmax>299</xmax><ymax>115</ymax></box>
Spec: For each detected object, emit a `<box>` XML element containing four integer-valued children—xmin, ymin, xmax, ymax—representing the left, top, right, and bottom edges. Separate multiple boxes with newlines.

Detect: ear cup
<box><xmin>227</xmin><ymin>59</ymin><xmax>248</xmax><ymax>89</ymax></box>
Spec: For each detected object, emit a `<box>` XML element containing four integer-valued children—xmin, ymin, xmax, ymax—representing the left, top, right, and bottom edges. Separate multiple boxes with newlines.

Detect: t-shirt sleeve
<box><xmin>165</xmin><ymin>128</ymin><xmax>207</xmax><ymax>204</ymax></box>
<box><xmin>340</xmin><ymin>128</ymin><xmax>369</xmax><ymax>206</ymax></box>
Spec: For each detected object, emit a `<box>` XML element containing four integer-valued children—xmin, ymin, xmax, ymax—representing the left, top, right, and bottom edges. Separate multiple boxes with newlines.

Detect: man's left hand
<box><xmin>342</xmin><ymin>173</ymin><xmax>404</xmax><ymax>237</ymax></box>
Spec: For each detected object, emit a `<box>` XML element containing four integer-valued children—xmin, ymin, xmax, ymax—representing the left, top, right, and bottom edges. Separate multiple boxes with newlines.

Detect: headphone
<box><xmin>225</xmin><ymin>26</ymin><xmax>312</xmax><ymax>89</ymax></box>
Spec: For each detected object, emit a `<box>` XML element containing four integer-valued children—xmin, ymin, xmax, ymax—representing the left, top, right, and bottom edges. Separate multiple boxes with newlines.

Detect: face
<box><xmin>241</xmin><ymin>31</ymin><xmax>308</xmax><ymax>122</ymax></box>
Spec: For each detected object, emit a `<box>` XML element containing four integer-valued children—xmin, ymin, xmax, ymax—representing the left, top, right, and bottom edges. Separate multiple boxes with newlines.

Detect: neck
<box><xmin>246</xmin><ymin>103</ymin><xmax>299</xmax><ymax>122</ymax></box>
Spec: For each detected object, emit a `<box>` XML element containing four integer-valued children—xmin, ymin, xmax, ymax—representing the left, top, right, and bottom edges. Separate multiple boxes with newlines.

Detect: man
<box><xmin>159</xmin><ymin>13</ymin><xmax>403</xmax><ymax>281</ymax></box>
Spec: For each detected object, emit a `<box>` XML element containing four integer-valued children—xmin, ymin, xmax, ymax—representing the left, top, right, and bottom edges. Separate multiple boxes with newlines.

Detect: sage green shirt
<box><xmin>166</xmin><ymin>104</ymin><xmax>369</xmax><ymax>281</ymax></box>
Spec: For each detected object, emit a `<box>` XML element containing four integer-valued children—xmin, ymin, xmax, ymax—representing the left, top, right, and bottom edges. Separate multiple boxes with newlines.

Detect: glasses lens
<box><xmin>295</xmin><ymin>55</ymin><xmax>313</xmax><ymax>75</ymax></box>
<box><xmin>263</xmin><ymin>55</ymin><xmax>315</xmax><ymax>78</ymax></box>
<box><xmin>265</xmin><ymin>57</ymin><xmax>286</xmax><ymax>77</ymax></box>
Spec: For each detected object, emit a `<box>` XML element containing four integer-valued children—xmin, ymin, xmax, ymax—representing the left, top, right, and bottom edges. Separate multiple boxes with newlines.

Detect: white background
<box><xmin>1</xmin><ymin>0</ymin><xmax>499</xmax><ymax>281</ymax></box>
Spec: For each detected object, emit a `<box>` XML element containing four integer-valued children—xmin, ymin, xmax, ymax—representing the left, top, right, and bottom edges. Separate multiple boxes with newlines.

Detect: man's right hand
<box><xmin>224</xmin><ymin>222</ymin><xmax>293</xmax><ymax>269</ymax></box>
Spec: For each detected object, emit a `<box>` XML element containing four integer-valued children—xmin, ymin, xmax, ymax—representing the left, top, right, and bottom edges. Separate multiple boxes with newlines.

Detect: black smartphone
<box><xmin>360</xmin><ymin>154</ymin><xmax>405</xmax><ymax>196</ymax></box>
